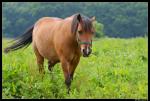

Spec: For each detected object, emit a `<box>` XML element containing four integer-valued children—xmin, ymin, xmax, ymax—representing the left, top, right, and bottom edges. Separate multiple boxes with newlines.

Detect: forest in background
<box><xmin>2</xmin><ymin>2</ymin><xmax>148</xmax><ymax>38</ymax></box>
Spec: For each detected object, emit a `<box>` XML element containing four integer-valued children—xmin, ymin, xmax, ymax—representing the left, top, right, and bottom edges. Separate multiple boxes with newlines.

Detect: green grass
<box><xmin>2</xmin><ymin>37</ymin><xmax>148</xmax><ymax>99</ymax></box>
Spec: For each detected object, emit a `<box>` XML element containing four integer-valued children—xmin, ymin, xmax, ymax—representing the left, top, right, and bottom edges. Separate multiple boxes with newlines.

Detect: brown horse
<box><xmin>4</xmin><ymin>13</ymin><xmax>95</xmax><ymax>93</ymax></box>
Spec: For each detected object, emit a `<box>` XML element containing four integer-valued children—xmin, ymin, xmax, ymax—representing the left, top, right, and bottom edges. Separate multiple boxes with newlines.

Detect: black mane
<box><xmin>71</xmin><ymin>13</ymin><xmax>92</xmax><ymax>34</ymax></box>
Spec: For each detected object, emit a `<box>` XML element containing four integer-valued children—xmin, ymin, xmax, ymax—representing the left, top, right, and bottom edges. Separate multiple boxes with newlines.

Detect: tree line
<box><xmin>2</xmin><ymin>2</ymin><xmax>148</xmax><ymax>38</ymax></box>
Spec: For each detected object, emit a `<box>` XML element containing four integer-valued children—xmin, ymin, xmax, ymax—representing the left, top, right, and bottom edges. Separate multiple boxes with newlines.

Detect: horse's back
<box><xmin>36</xmin><ymin>17</ymin><xmax>63</xmax><ymax>23</ymax></box>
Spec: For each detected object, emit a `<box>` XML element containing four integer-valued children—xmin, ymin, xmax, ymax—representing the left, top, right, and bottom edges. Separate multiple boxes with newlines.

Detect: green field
<box><xmin>2</xmin><ymin>37</ymin><xmax>148</xmax><ymax>99</ymax></box>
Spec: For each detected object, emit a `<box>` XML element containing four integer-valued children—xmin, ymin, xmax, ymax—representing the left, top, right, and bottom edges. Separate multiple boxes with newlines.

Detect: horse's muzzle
<box><xmin>82</xmin><ymin>48</ymin><xmax>92</xmax><ymax>57</ymax></box>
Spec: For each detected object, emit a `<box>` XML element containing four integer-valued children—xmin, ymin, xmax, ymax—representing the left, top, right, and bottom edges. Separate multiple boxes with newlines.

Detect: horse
<box><xmin>4</xmin><ymin>13</ymin><xmax>95</xmax><ymax>93</ymax></box>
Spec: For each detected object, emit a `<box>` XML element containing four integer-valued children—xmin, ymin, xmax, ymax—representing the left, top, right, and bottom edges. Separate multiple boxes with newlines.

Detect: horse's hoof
<box><xmin>67</xmin><ymin>91</ymin><xmax>70</xmax><ymax>94</ymax></box>
<box><xmin>48</xmin><ymin>68</ymin><xmax>52</xmax><ymax>72</ymax></box>
<box><xmin>67</xmin><ymin>89</ymin><xmax>70</xmax><ymax>94</ymax></box>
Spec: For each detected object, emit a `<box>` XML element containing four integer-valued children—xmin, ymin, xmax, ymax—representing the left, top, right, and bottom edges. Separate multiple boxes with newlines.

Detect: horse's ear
<box><xmin>71</xmin><ymin>13</ymin><xmax>82</xmax><ymax>34</ymax></box>
<box><xmin>77</xmin><ymin>14</ymin><xmax>83</xmax><ymax>23</ymax></box>
<box><xmin>91</xmin><ymin>16</ymin><xmax>96</xmax><ymax>22</ymax></box>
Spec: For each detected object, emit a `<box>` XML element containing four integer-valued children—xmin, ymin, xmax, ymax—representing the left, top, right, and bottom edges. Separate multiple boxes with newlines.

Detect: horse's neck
<box><xmin>61</xmin><ymin>16</ymin><xmax>79</xmax><ymax>46</ymax></box>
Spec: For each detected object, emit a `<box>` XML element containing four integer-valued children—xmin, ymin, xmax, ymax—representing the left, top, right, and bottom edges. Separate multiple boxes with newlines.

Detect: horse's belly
<box><xmin>45</xmin><ymin>49</ymin><xmax>59</xmax><ymax>61</ymax></box>
<box><xmin>39</xmin><ymin>45</ymin><xmax>59</xmax><ymax>61</ymax></box>
<box><xmin>34</xmin><ymin>37</ymin><xmax>59</xmax><ymax>61</ymax></box>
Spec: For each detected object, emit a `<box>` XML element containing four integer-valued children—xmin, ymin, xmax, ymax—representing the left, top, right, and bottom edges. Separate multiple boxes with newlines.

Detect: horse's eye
<box><xmin>78</xmin><ymin>31</ymin><xmax>83</xmax><ymax>35</ymax></box>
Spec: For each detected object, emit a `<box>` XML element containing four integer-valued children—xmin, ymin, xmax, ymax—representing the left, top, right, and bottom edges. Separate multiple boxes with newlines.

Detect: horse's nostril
<box><xmin>89</xmin><ymin>48</ymin><xmax>92</xmax><ymax>53</ymax></box>
<box><xmin>82</xmin><ymin>48</ymin><xmax>92</xmax><ymax>57</ymax></box>
<box><xmin>83</xmin><ymin>49</ymin><xmax>86</xmax><ymax>53</ymax></box>
<box><xmin>87</xmin><ymin>48</ymin><xmax>92</xmax><ymax>55</ymax></box>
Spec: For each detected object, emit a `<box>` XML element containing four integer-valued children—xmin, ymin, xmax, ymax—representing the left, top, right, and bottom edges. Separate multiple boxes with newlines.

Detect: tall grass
<box><xmin>2</xmin><ymin>37</ymin><xmax>148</xmax><ymax>99</ymax></box>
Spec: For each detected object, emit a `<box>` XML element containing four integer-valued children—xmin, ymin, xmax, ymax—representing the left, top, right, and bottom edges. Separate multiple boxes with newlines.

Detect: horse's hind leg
<box><xmin>48</xmin><ymin>60</ymin><xmax>59</xmax><ymax>71</ymax></box>
<box><xmin>48</xmin><ymin>61</ymin><xmax>54</xmax><ymax>71</ymax></box>
<box><xmin>37</xmin><ymin>55</ymin><xmax>44</xmax><ymax>74</ymax></box>
<box><xmin>33</xmin><ymin>44</ymin><xmax>45</xmax><ymax>75</ymax></box>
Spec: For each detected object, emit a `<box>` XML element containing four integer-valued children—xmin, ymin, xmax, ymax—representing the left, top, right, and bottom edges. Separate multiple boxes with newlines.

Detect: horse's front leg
<box><xmin>60</xmin><ymin>59</ymin><xmax>72</xmax><ymax>94</ymax></box>
<box><xmin>69</xmin><ymin>57</ymin><xmax>80</xmax><ymax>81</ymax></box>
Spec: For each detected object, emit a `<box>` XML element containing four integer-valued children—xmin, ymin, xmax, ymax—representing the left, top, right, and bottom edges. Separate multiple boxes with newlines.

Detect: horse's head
<box><xmin>71</xmin><ymin>13</ymin><xmax>95</xmax><ymax>57</ymax></box>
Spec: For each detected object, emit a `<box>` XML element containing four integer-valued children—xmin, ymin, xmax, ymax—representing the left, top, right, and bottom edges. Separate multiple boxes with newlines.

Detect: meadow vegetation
<box><xmin>2</xmin><ymin>37</ymin><xmax>148</xmax><ymax>99</ymax></box>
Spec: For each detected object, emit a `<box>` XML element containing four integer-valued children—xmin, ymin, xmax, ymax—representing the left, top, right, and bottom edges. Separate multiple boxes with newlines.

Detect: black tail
<box><xmin>4</xmin><ymin>25</ymin><xmax>34</xmax><ymax>53</ymax></box>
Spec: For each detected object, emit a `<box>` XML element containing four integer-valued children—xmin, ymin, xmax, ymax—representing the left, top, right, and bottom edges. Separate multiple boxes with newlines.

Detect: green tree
<box><xmin>93</xmin><ymin>21</ymin><xmax>105</xmax><ymax>38</ymax></box>
<box><xmin>2</xmin><ymin>2</ymin><xmax>148</xmax><ymax>38</ymax></box>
